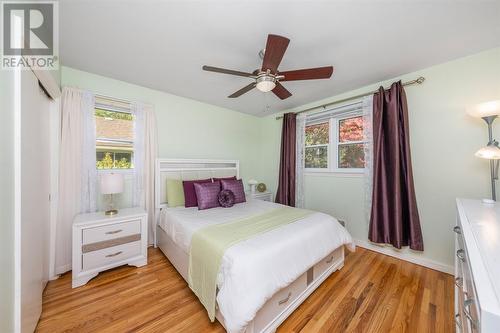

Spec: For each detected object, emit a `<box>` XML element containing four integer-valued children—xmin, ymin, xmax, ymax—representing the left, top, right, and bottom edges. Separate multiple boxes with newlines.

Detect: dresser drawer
<box><xmin>254</xmin><ymin>271</ymin><xmax>307</xmax><ymax>331</ymax></box>
<box><xmin>314</xmin><ymin>247</ymin><xmax>343</xmax><ymax>280</ymax></box>
<box><xmin>82</xmin><ymin>241</ymin><xmax>141</xmax><ymax>271</ymax></box>
<box><xmin>462</xmin><ymin>264</ymin><xmax>480</xmax><ymax>331</ymax></box>
<box><xmin>454</xmin><ymin>223</ymin><xmax>480</xmax><ymax>332</ymax></box>
<box><xmin>82</xmin><ymin>219</ymin><xmax>141</xmax><ymax>244</ymax></box>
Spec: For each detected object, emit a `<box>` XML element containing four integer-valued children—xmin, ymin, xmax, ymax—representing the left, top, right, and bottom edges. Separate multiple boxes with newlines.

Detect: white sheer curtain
<box><xmin>132</xmin><ymin>102</ymin><xmax>158</xmax><ymax>244</ymax></box>
<box><xmin>54</xmin><ymin>87</ymin><xmax>96</xmax><ymax>274</ymax></box>
<box><xmin>132</xmin><ymin>104</ymin><xmax>144</xmax><ymax>207</ymax></box>
<box><xmin>362</xmin><ymin>95</ymin><xmax>374</xmax><ymax>225</ymax></box>
<box><xmin>295</xmin><ymin>113</ymin><xmax>306</xmax><ymax>208</ymax></box>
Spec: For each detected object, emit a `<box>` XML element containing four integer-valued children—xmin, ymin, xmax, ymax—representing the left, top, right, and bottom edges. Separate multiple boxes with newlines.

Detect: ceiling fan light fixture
<box><xmin>202</xmin><ymin>34</ymin><xmax>334</xmax><ymax>99</ymax></box>
<box><xmin>256</xmin><ymin>76</ymin><xmax>276</xmax><ymax>92</ymax></box>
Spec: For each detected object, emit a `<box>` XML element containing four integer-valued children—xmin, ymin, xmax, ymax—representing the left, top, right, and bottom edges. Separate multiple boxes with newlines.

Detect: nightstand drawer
<box><xmin>256</xmin><ymin>194</ymin><xmax>272</xmax><ymax>201</ymax></box>
<box><xmin>82</xmin><ymin>219</ymin><xmax>141</xmax><ymax>244</ymax></box>
<box><xmin>246</xmin><ymin>191</ymin><xmax>273</xmax><ymax>202</ymax></box>
<box><xmin>82</xmin><ymin>241</ymin><xmax>141</xmax><ymax>271</ymax></box>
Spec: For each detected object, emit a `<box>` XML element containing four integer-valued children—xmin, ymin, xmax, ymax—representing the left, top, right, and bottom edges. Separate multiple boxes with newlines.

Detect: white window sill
<box><xmin>97</xmin><ymin>169</ymin><xmax>135</xmax><ymax>179</ymax></box>
<box><xmin>97</xmin><ymin>169</ymin><xmax>134</xmax><ymax>174</ymax></box>
<box><xmin>304</xmin><ymin>170</ymin><xmax>364</xmax><ymax>178</ymax></box>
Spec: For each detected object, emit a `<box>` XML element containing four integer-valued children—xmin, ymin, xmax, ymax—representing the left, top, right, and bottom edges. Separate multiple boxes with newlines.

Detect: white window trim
<box><xmin>304</xmin><ymin>111</ymin><xmax>366</xmax><ymax>175</ymax></box>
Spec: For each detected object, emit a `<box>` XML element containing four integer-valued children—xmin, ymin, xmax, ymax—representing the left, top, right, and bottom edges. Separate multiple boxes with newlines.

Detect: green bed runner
<box><xmin>188</xmin><ymin>206</ymin><xmax>313</xmax><ymax>321</ymax></box>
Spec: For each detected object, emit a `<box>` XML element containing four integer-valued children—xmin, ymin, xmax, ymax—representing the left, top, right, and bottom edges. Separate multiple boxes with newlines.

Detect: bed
<box><xmin>154</xmin><ymin>159</ymin><xmax>354</xmax><ymax>333</ymax></box>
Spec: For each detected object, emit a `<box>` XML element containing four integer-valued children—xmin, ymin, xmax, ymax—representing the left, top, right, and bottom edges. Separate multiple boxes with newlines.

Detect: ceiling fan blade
<box><xmin>280</xmin><ymin>66</ymin><xmax>334</xmax><ymax>81</ymax></box>
<box><xmin>228</xmin><ymin>83</ymin><xmax>256</xmax><ymax>98</ymax></box>
<box><xmin>272</xmin><ymin>82</ymin><xmax>292</xmax><ymax>100</ymax></box>
<box><xmin>203</xmin><ymin>65</ymin><xmax>254</xmax><ymax>78</ymax></box>
<box><xmin>261</xmin><ymin>34</ymin><xmax>290</xmax><ymax>73</ymax></box>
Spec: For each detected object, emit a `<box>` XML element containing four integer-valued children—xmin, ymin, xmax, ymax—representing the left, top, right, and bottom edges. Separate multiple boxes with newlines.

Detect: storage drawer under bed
<box><xmin>252</xmin><ymin>247</ymin><xmax>344</xmax><ymax>332</ymax></box>
<box><xmin>253</xmin><ymin>270</ymin><xmax>308</xmax><ymax>331</ymax></box>
<box><xmin>314</xmin><ymin>247</ymin><xmax>344</xmax><ymax>280</ymax></box>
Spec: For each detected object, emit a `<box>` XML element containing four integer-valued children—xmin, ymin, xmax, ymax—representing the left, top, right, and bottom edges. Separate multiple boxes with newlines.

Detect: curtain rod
<box><xmin>95</xmin><ymin>93</ymin><xmax>155</xmax><ymax>109</ymax></box>
<box><xmin>275</xmin><ymin>76</ymin><xmax>425</xmax><ymax>120</ymax></box>
<box><xmin>95</xmin><ymin>93</ymin><xmax>132</xmax><ymax>104</ymax></box>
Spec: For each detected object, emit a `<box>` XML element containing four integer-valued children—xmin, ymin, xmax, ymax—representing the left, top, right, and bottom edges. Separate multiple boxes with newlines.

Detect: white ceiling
<box><xmin>59</xmin><ymin>0</ymin><xmax>500</xmax><ymax>116</ymax></box>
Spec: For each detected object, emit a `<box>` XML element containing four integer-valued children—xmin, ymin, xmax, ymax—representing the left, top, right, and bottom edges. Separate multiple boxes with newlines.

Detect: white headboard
<box><xmin>154</xmin><ymin>159</ymin><xmax>239</xmax><ymax>244</ymax></box>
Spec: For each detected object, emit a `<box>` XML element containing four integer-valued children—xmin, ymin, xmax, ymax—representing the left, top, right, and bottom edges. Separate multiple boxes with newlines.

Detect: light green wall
<box><xmin>0</xmin><ymin>69</ymin><xmax>15</xmax><ymax>332</ymax></box>
<box><xmin>262</xmin><ymin>47</ymin><xmax>500</xmax><ymax>268</ymax></box>
<box><xmin>61</xmin><ymin>67</ymin><xmax>269</xmax><ymax>209</ymax></box>
<box><xmin>61</xmin><ymin>47</ymin><xmax>500</xmax><ymax>268</ymax></box>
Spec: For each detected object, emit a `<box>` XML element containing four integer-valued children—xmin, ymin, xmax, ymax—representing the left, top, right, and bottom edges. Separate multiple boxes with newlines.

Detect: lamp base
<box><xmin>105</xmin><ymin>209</ymin><xmax>118</xmax><ymax>216</ymax></box>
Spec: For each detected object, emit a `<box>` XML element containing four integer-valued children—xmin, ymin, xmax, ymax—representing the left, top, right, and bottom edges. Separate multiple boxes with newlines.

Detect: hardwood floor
<box><xmin>36</xmin><ymin>247</ymin><xmax>454</xmax><ymax>333</ymax></box>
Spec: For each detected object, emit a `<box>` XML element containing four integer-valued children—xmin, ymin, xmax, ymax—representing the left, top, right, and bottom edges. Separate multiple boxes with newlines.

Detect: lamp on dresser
<box><xmin>248</xmin><ymin>179</ymin><xmax>258</xmax><ymax>193</ymax></box>
<box><xmin>468</xmin><ymin>100</ymin><xmax>500</xmax><ymax>201</ymax></box>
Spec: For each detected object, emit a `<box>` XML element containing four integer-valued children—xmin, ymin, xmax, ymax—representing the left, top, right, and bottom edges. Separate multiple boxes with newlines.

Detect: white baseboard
<box><xmin>54</xmin><ymin>263</ymin><xmax>71</xmax><ymax>276</ymax></box>
<box><xmin>354</xmin><ymin>239</ymin><xmax>454</xmax><ymax>275</ymax></box>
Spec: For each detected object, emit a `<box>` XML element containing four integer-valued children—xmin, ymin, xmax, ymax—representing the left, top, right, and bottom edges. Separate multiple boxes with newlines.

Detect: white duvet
<box><xmin>160</xmin><ymin>199</ymin><xmax>354</xmax><ymax>333</ymax></box>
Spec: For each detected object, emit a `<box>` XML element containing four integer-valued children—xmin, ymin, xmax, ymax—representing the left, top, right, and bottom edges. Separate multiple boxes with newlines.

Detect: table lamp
<box><xmin>100</xmin><ymin>173</ymin><xmax>124</xmax><ymax>215</ymax></box>
<box><xmin>248</xmin><ymin>179</ymin><xmax>258</xmax><ymax>193</ymax></box>
<box><xmin>468</xmin><ymin>100</ymin><xmax>500</xmax><ymax>201</ymax></box>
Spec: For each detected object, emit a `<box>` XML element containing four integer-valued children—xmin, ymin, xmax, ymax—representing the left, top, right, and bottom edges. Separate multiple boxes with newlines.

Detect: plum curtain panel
<box><xmin>55</xmin><ymin>87</ymin><xmax>96</xmax><ymax>274</ymax></box>
<box><xmin>368</xmin><ymin>81</ymin><xmax>424</xmax><ymax>251</ymax></box>
<box><xmin>275</xmin><ymin>113</ymin><xmax>297</xmax><ymax>206</ymax></box>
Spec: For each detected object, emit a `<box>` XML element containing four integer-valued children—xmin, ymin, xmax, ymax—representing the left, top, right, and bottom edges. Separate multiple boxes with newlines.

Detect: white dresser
<box><xmin>455</xmin><ymin>199</ymin><xmax>500</xmax><ymax>332</ymax></box>
<box><xmin>72</xmin><ymin>207</ymin><xmax>148</xmax><ymax>288</ymax></box>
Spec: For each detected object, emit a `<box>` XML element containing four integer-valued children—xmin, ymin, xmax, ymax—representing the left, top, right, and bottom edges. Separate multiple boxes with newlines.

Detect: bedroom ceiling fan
<box><xmin>202</xmin><ymin>34</ymin><xmax>334</xmax><ymax>100</ymax></box>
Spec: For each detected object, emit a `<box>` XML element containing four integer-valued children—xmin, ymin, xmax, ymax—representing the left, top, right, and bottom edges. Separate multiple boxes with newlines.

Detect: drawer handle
<box><xmin>455</xmin><ymin>314</ymin><xmax>462</xmax><ymax>328</ymax></box>
<box><xmin>326</xmin><ymin>256</ymin><xmax>334</xmax><ymax>264</ymax></box>
<box><xmin>455</xmin><ymin>277</ymin><xmax>463</xmax><ymax>288</ymax></box>
<box><xmin>453</xmin><ymin>226</ymin><xmax>461</xmax><ymax>234</ymax></box>
<box><xmin>463</xmin><ymin>299</ymin><xmax>478</xmax><ymax>328</ymax></box>
<box><xmin>456</xmin><ymin>249</ymin><xmax>465</xmax><ymax>262</ymax></box>
<box><xmin>278</xmin><ymin>292</ymin><xmax>292</xmax><ymax>305</ymax></box>
<box><xmin>105</xmin><ymin>229</ymin><xmax>123</xmax><ymax>235</ymax></box>
<box><xmin>105</xmin><ymin>251</ymin><xmax>123</xmax><ymax>258</ymax></box>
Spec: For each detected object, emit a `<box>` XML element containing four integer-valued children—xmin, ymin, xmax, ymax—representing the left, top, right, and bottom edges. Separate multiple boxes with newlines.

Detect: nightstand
<box><xmin>246</xmin><ymin>191</ymin><xmax>273</xmax><ymax>202</ymax></box>
<box><xmin>72</xmin><ymin>207</ymin><xmax>148</xmax><ymax>288</ymax></box>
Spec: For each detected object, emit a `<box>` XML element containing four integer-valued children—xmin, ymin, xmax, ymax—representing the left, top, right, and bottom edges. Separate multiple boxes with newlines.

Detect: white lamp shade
<box><xmin>100</xmin><ymin>173</ymin><xmax>124</xmax><ymax>194</ymax></box>
<box><xmin>248</xmin><ymin>179</ymin><xmax>258</xmax><ymax>185</ymax></box>
<box><xmin>467</xmin><ymin>100</ymin><xmax>500</xmax><ymax>118</ymax></box>
<box><xmin>475</xmin><ymin>145</ymin><xmax>500</xmax><ymax>160</ymax></box>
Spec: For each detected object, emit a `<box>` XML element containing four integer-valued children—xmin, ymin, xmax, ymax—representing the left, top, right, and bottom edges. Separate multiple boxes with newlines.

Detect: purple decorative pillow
<box><xmin>194</xmin><ymin>182</ymin><xmax>221</xmax><ymax>210</ymax></box>
<box><xmin>221</xmin><ymin>179</ymin><xmax>246</xmax><ymax>204</ymax></box>
<box><xmin>183</xmin><ymin>178</ymin><xmax>212</xmax><ymax>208</ymax></box>
<box><xmin>218</xmin><ymin>189</ymin><xmax>235</xmax><ymax>208</ymax></box>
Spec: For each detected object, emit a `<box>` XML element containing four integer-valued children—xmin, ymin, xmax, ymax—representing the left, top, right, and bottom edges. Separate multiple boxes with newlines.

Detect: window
<box><xmin>95</xmin><ymin>107</ymin><xmax>134</xmax><ymax>170</ymax></box>
<box><xmin>338</xmin><ymin>116</ymin><xmax>365</xmax><ymax>169</ymax></box>
<box><xmin>305</xmin><ymin>112</ymin><xmax>366</xmax><ymax>173</ymax></box>
<box><xmin>305</xmin><ymin>122</ymin><xmax>329</xmax><ymax>168</ymax></box>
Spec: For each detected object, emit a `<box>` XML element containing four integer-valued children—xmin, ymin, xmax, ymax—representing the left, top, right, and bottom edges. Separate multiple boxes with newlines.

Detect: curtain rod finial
<box><xmin>416</xmin><ymin>77</ymin><xmax>425</xmax><ymax>84</ymax></box>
